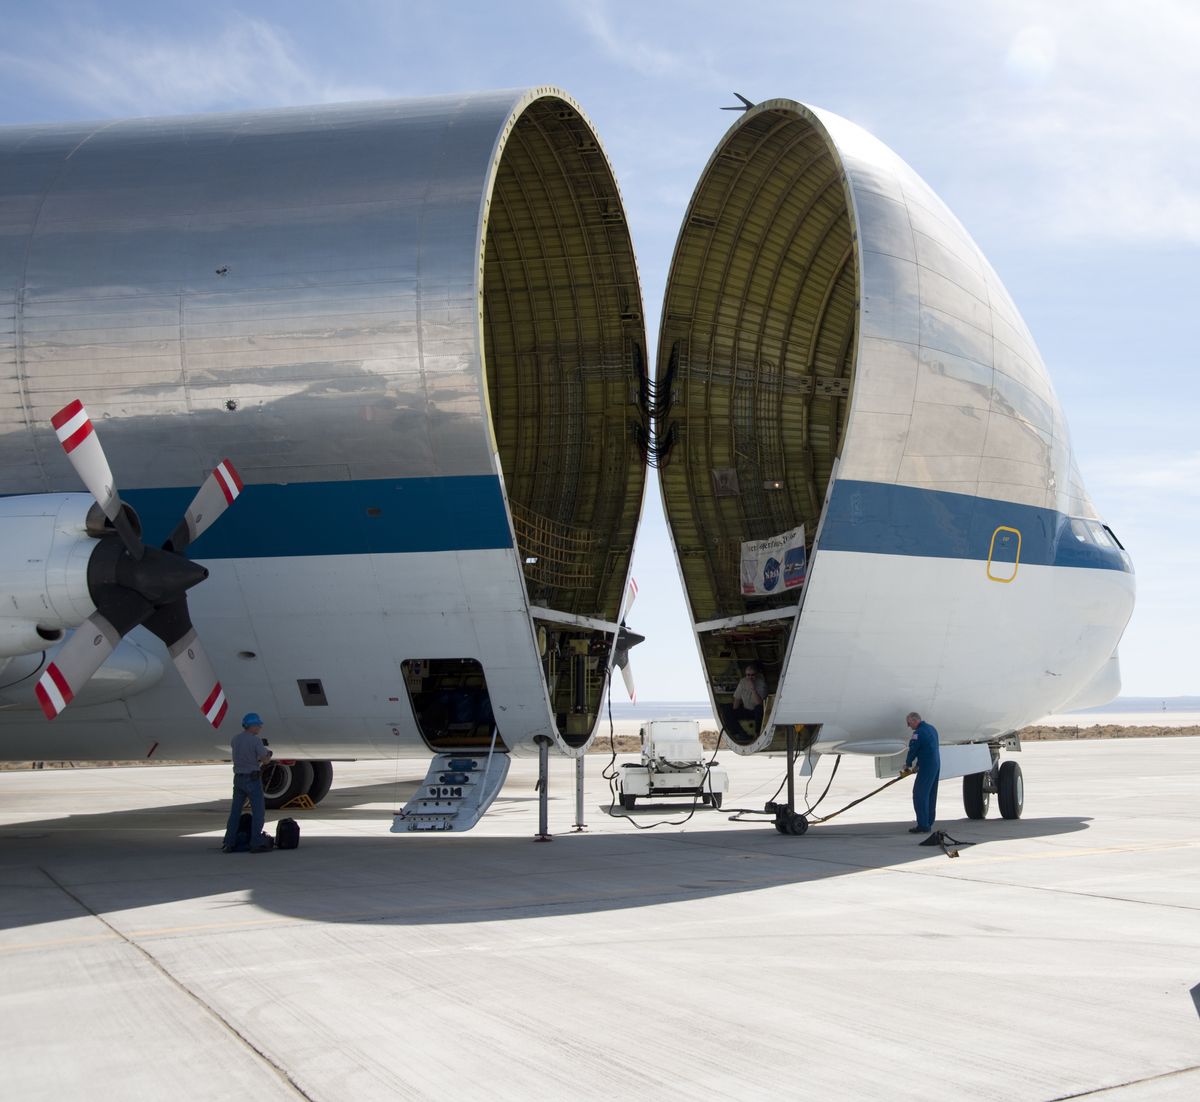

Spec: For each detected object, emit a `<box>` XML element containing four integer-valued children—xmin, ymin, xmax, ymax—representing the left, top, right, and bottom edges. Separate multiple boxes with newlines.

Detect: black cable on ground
<box><xmin>804</xmin><ymin>770</ymin><xmax>909</xmax><ymax>824</ymax></box>
<box><xmin>601</xmin><ymin>714</ymin><xmax>976</xmax><ymax>859</ymax></box>
<box><xmin>726</xmin><ymin>744</ymin><xmax>841</xmax><ymax>821</ymax></box>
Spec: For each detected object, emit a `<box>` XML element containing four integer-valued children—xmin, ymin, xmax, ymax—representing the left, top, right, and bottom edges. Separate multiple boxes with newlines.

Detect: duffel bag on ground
<box><xmin>275</xmin><ymin>817</ymin><xmax>300</xmax><ymax>850</ymax></box>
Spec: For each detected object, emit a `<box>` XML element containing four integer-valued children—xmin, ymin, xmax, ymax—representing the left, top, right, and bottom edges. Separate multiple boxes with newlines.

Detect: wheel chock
<box><xmin>280</xmin><ymin>794</ymin><xmax>316</xmax><ymax>810</ymax></box>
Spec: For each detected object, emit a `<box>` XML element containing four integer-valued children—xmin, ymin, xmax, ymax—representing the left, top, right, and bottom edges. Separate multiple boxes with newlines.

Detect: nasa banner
<box><xmin>740</xmin><ymin>525</ymin><xmax>806</xmax><ymax>597</ymax></box>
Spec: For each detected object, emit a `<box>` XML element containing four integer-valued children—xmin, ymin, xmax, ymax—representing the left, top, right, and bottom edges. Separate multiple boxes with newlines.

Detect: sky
<box><xmin>1</xmin><ymin>0</ymin><xmax>1196</xmax><ymax>700</ymax></box>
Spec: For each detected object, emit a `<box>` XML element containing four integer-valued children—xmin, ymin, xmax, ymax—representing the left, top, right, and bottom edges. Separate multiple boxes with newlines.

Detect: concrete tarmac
<box><xmin>1</xmin><ymin>737</ymin><xmax>1198</xmax><ymax>1101</ymax></box>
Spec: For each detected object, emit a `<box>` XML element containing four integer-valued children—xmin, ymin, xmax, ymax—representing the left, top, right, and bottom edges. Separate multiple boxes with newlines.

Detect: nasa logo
<box><xmin>762</xmin><ymin>557</ymin><xmax>780</xmax><ymax>591</ymax></box>
<box><xmin>783</xmin><ymin>545</ymin><xmax>806</xmax><ymax>587</ymax></box>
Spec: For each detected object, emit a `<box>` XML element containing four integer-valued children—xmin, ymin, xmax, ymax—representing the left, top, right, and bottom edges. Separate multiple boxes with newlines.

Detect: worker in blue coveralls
<box><xmin>902</xmin><ymin>711</ymin><xmax>940</xmax><ymax>835</ymax></box>
<box><xmin>221</xmin><ymin>713</ymin><xmax>273</xmax><ymax>853</ymax></box>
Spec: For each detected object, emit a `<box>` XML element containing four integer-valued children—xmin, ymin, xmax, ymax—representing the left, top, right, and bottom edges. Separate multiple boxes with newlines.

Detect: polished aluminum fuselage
<box><xmin>658</xmin><ymin>100</ymin><xmax>1134</xmax><ymax>754</ymax></box>
<box><xmin>0</xmin><ymin>89</ymin><xmax>645</xmax><ymax>760</ymax></box>
<box><xmin>781</xmin><ymin>102</ymin><xmax>1134</xmax><ymax>750</ymax></box>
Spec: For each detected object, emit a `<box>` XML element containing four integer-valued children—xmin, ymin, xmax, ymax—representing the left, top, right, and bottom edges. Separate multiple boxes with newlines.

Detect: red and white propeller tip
<box><xmin>622</xmin><ymin>576</ymin><xmax>639</xmax><ymax>620</ymax></box>
<box><xmin>34</xmin><ymin>613</ymin><xmax>121</xmax><ymax>720</ymax></box>
<box><xmin>169</xmin><ymin>628</ymin><xmax>229</xmax><ymax>729</ymax></box>
<box><xmin>51</xmin><ymin>399</ymin><xmax>119</xmax><ymax>519</ymax></box>
<box><xmin>167</xmin><ymin>459</ymin><xmax>244</xmax><ymax>552</ymax></box>
<box><xmin>34</xmin><ymin>662</ymin><xmax>74</xmax><ymax>720</ymax></box>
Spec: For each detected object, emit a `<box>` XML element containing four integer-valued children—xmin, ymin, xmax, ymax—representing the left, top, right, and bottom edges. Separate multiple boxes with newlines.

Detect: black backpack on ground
<box><xmin>275</xmin><ymin>817</ymin><xmax>301</xmax><ymax>850</ymax></box>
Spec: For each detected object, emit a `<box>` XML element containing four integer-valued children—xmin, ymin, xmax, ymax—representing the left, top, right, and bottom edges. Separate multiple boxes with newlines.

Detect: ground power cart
<box><xmin>618</xmin><ymin>720</ymin><xmax>729</xmax><ymax>810</ymax></box>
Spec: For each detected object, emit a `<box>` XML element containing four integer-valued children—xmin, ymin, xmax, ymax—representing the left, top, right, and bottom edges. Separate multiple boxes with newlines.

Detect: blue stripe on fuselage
<box><xmin>818</xmin><ymin>480</ymin><xmax>1131</xmax><ymax>572</ymax></box>
<box><xmin>123</xmin><ymin>475</ymin><xmax>513</xmax><ymax>559</ymax></box>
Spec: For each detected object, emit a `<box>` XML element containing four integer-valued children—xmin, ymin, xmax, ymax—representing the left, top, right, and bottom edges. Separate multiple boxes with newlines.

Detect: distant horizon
<box><xmin>611</xmin><ymin>695</ymin><xmax>1200</xmax><ymax>715</ymax></box>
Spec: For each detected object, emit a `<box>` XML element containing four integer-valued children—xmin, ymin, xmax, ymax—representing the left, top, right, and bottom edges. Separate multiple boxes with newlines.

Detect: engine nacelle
<box><xmin>0</xmin><ymin>639</ymin><xmax>165</xmax><ymax>710</ymax></box>
<box><xmin>0</xmin><ymin>495</ymin><xmax>99</xmax><ymax>656</ymax></box>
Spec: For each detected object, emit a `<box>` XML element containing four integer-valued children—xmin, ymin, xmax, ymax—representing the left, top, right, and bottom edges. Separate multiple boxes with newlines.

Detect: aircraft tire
<box><xmin>775</xmin><ymin>810</ymin><xmax>806</xmax><ymax>834</ymax></box>
<box><xmin>962</xmin><ymin>772</ymin><xmax>990</xmax><ymax>819</ymax></box>
<box><xmin>307</xmin><ymin>761</ymin><xmax>334</xmax><ymax>804</ymax></box>
<box><xmin>997</xmin><ymin>760</ymin><xmax>1024</xmax><ymax>820</ymax></box>
<box><xmin>263</xmin><ymin>760</ymin><xmax>315</xmax><ymax>809</ymax></box>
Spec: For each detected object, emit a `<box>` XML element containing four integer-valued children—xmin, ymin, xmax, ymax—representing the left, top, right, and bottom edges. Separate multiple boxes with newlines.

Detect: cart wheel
<box><xmin>710</xmin><ymin>793</ymin><xmax>723</xmax><ymax>810</ymax></box>
<box><xmin>619</xmin><ymin>793</ymin><xmax>636</xmax><ymax>811</ymax></box>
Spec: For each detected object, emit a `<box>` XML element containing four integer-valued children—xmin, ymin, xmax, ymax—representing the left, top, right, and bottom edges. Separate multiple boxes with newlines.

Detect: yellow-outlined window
<box><xmin>987</xmin><ymin>526</ymin><xmax>1021</xmax><ymax>582</ymax></box>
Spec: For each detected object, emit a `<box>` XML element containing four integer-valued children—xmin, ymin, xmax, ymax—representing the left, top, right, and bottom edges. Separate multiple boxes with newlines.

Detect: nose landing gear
<box><xmin>963</xmin><ymin>746</ymin><xmax>1024</xmax><ymax>820</ymax></box>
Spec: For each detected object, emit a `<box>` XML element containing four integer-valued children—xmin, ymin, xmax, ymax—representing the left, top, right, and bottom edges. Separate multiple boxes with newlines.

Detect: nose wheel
<box><xmin>773</xmin><ymin>809</ymin><xmax>808</xmax><ymax>835</ymax></box>
<box><xmin>997</xmin><ymin>760</ymin><xmax>1024</xmax><ymax>819</ymax></box>
<box><xmin>962</xmin><ymin>758</ymin><xmax>1024</xmax><ymax>820</ymax></box>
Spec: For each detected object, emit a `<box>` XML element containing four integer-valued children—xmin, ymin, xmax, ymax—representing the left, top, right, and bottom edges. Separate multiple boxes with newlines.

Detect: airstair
<box><xmin>391</xmin><ymin>744</ymin><xmax>510</xmax><ymax>833</ymax></box>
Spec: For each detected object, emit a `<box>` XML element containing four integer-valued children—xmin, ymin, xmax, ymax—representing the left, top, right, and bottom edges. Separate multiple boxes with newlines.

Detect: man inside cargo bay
<box><xmin>731</xmin><ymin>663</ymin><xmax>767</xmax><ymax>730</ymax></box>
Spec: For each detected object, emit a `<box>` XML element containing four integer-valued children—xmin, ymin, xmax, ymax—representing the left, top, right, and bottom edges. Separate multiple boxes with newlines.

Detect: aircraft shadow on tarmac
<box><xmin>0</xmin><ymin>777</ymin><xmax>1092</xmax><ymax>933</ymax></box>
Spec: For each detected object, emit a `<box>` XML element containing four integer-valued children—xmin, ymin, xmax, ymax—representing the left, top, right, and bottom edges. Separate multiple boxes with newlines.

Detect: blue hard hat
<box><xmin>241</xmin><ymin>712</ymin><xmax>263</xmax><ymax>727</ymax></box>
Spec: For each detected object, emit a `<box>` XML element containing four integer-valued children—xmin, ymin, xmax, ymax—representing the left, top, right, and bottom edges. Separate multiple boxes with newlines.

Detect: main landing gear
<box><xmin>962</xmin><ymin>745</ymin><xmax>1023</xmax><ymax>821</ymax></box>
<box><xmin>263</xmin><ymin>759</ymin><xmax>334</xmax><ymax>808</ymax></box>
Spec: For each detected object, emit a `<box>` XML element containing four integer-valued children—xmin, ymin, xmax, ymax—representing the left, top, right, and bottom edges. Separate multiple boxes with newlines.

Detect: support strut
<box><xmin>773</xmin><ymin>727</ymin><xmax>808</xmax><ymax>835</ymax></box>
<box><xmin>534</xmin><ymin>736</ymin><xmax>553</xmax><ymax>842</ymax></box>
<box><xmin>572</xmin><ymin>753</ymin><xmax>586</xmax><ymax>832</ymax></box>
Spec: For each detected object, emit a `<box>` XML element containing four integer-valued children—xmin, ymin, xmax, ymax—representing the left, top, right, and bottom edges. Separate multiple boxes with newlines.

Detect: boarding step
<box><xmin>391</xmin><ymin>749</ymin><xmax>510</xmax><ymax>834</ymax></box>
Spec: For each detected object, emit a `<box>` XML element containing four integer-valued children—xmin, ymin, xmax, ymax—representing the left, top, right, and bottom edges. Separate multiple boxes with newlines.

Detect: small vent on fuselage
<box><xmin>297</xmin><ymin>679</ymin><xmax>328</xmax><ymax>706</ymax></box>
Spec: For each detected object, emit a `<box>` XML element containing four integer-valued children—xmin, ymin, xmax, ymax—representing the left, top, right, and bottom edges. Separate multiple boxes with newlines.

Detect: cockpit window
<box><xmin>1068</xmin><ymin>518</ymin><xmax>1094</xmax><ymax>544</ymax></box>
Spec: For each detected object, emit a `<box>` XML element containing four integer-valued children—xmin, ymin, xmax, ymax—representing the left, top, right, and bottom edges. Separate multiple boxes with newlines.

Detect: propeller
<box><xmin>36</xmin><ymin>400</ymin><xmax>242</xmax><ymax>728</ymax></box>
<box><xmin>51</xmin><ymin>399</ymin><xmax>144</xmax><ymax>559</ymax></box>
<box><xmin>613</xmin><ymin>576</ymin><xmax>644</xmax><ymax>703</ymax></box>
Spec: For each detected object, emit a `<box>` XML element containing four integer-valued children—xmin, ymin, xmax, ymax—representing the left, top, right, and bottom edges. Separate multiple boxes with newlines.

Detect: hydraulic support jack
<box><xmin>769</xmin><ymin>727</ymin><xmax>809</xmax><ymax>835</ymax></box>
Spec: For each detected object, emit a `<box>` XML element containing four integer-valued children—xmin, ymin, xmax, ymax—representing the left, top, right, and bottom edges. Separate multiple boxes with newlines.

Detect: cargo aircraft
<box><xmin>0</xmin><ymin>90</ymin><xmax>1133</xmax><ymax>831</ymax></box>
<box><xmin>653</xmin><ymin>99</ymin><xmax>1135</xmax><ymax>830</ymax></box>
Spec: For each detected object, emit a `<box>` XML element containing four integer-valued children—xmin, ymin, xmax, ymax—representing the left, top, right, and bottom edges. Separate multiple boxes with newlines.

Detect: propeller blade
<box><xmin>34</xmin><ymin>614</ymin><xmax>122</xmax><ymax>720</ymax></box>
<box><xmin>163</xmin><ymin>460</ymin><xmax>244</xmax><ymax>553</ymax></box>
<box><xmin>51</xmin><ymin>399</ymin><xmax>144</xmax><ymax>559</ymax></box>
<box><xmin>168</xmin><ymin>628</ymin><xmax>229</xmax><ymax>729</ymax></box>
<box><xmin>620</xmin><ymin>576</ymin><xmax>639</xmax><ymax>621</ymax></box>
<box><xmin>144</xmin><ymin>600</ymin><xmax>228</xmax><ymax>728</ymax></box>
<box><xmin>613</xmin><ymin>624</ymin><xmax>644</xmax><ymax>704</ymax></box>
<box><xmin>619</xmin><ymin>659</ymin><xmax>636</xmax><ymax>703</ymax></box>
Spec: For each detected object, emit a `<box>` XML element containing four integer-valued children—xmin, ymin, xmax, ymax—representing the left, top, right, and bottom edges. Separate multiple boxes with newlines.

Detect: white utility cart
<box><xmin>617</xmin><ymin>720</ymin><xmax>729</xmax><ymax>810</ymax></box>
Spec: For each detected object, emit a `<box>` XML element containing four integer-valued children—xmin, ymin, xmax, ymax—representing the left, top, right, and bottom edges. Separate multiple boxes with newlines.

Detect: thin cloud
<box><xmin>968</xmin><ymin>0</ymin><xmax>1200</xmax><ymax>244</ymax></box>
<box><xmin>0</xmin><ymin>15</ymin><xmax>389</xmax><ymax>118</ymax></box>
<box><xmin>1091</xmin><ymin>452</ymin><xmax>1200</xmax><ymax>493</ymax></box>
<box><xmin>566</xmin><ymin>0</ymin><xmax>710</xmax><ymax>81</ymax></box>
